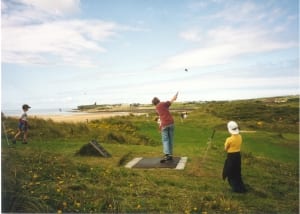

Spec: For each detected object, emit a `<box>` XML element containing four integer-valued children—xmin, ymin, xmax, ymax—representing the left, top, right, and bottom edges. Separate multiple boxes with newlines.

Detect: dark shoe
<box><xmin>160</xmin><ymin>155</ymin><xmax>173</xmax><ymax>163</ymax></box>
<box><xmin>167</xmin><ymin>155</ymin><xmax>173</xmax><ymax>161</ymax></box>
<box><xmin>12</xmin><ymin>139</ymin><xmax>16</xmax><ymax>144</ymax></box>
<box><xmin>160</xmin><ymin>158</ymin><xmax>167</xmax><ymax>163</ymax></box>
<box><xmin>22</xmin><ymin>141</ymin><xmax>28</xmax><ymax>144</ymax></box>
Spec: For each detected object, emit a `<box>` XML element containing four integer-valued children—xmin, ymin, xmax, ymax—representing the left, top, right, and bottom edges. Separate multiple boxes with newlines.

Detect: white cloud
<box><xmin>2</xmin><ymin>0</ymin><xmax>80</xmax><ymax>27</ymax></box>
<box><xmin>3</xmin><ymin>52</ymin><xmax>47</xmax><ymax>65</ymax></box>
<box><xmin>163</xmin><ymin>1</ymin><xmax>298</xmax><ymax>72</ymax></box>
<box><xmin>146</xmin><ymin>75</ymin><xmax>299</xmax><ymax>102</ymax></box>
<box><xmin>2</xmin><ymin>20</ymin><xmax>117</xmax><ymax>66</ymax></box>
<box><xmin>184</xmin><ymin>76</ymin><xmax>298</xmax><ymax>90</ymax></box>
<box><xmin>2</xmin><ymin>0</ymin><xmax>148</xmax><ymax>67</ymax></box>
<box><xmin>179</xmin><ymin>29</ymin><xmax>203</xmax><ymax>42</ymax></box>
<box><xmin>212</xmin><ymin>1</ymin><xmax>261</xmax><ymax>23</ymax></box>
<box><xmin>1</xmin><ymin>0</ymin><xmax>122</xmax><ymax>67</ymax></box>
<box><xmin>160</xmin><ymin>26</ymin><xmax>297</xmax><ymax>71</ymax></box>
<box><xmin>20</xmin><ymin>0</ymin><xmax>80</xmax><ymax>15</ymax></box>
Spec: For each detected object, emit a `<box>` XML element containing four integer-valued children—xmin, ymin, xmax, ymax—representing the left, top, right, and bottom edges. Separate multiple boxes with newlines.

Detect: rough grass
<box><xmin>1</xmin><ymin>97</ymin><xmax>299</xmax><ymax>213</ymax></box>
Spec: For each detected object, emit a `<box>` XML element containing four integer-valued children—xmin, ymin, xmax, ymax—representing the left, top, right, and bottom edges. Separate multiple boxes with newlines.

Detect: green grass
<box><xmin>2</xmin><ymin>97</ymin><xmax>299</xmax><ymax>213</ymax></box>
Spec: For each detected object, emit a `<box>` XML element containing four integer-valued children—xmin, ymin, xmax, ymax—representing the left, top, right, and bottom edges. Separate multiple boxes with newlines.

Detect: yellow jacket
<box><xmin>224</xmin><ymin>134</ymin><xmax>242</xmax><ymax>153</ymax></box>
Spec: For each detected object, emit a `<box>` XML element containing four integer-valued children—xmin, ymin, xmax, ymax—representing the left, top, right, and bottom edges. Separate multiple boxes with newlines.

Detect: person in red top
<box><xmin>152</xmin><ymin>92</ymin><xmax>178</xmax><ymax>163</ymax></box>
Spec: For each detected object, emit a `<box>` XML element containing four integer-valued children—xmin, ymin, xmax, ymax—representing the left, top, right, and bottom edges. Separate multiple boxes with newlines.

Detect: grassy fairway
<box><xmin>2</xmin><ymin>97</ymin><xmax>299</xmax><ymax>213</ymax></box>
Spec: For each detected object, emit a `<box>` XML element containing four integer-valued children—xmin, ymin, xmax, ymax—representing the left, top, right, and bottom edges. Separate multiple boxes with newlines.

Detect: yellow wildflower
<box><xmin>75</xmin><ymin>202</ymin><xmax>81</xmax><ymax>208</ymax></box>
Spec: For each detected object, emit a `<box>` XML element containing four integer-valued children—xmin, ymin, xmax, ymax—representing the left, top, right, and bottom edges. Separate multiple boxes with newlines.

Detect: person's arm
<box><xmin>224</xmin><ymin>138</ymin><xmax>230</xmax><ymax>152</ymax></box>
<box><xmin>170</xmin><ymin>92</ymin><xmax>178</xmax><ymax>103</ymax></box>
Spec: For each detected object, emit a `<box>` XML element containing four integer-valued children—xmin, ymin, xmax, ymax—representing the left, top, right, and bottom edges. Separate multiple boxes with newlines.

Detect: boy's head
<box><xmin>227</xmin><ymin>121</ymin><xmax>239</xmax><ymax>134</ymax></box>
<box><xmin>22</xmin><ymin>104</ymin><xmax>31</xmax><ymax>111</ymax></box>
<box><xmin>152</xmin><ymin>97</ymin><xmax>160</xmax><ymax>106</ymax></box>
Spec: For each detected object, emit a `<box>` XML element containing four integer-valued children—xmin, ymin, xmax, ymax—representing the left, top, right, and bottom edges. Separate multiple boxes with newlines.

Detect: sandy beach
<box><xmin>30</xmin><ymin>112</ymin><xmax>133</xmax><ymax>123</ymax></box>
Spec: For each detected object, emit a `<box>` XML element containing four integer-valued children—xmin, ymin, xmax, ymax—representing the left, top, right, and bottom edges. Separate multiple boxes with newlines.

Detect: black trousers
<box><xmin>222</xmin><ymin>152</ymin><xmax>246</xmax><ymax>193</ymax></box>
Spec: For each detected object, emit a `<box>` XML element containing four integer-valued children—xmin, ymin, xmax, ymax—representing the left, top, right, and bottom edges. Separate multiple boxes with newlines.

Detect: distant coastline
<box><xmin>2</xmin><ymin>108</ymin><xmax>77</xmax><ymax>117</ymax></box>
<box><xmin>1</xmin><ymin>108</ymin><xmax>142</xmax><ymax>123</ymax></box>
<box><xmin>2</xmin><ymin>95</ymin><xmax>298</xmax><ymax>118</ymax></box>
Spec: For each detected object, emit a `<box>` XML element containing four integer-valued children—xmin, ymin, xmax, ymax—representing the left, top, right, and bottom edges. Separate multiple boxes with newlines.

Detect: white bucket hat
<box><xmin>227</xmin><ymin>121</ymin><xmax>239</xmax><ymax>134</ymax></box>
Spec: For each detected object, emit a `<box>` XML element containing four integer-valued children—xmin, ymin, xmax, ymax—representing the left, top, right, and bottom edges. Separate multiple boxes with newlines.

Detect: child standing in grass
<box><xmin>152</xmin><ymin>92</ymin><xmax>178</xmax><ymax>163</ymax></box>
<box><xmin>13</xmin><ymin>104</ymin><xmax>31</xmax><ymax>144</ymax></box>
<box><xmin>222</xmin><ymin>121</ymin><xmax>247</xmax><ymax>193</ymax></box>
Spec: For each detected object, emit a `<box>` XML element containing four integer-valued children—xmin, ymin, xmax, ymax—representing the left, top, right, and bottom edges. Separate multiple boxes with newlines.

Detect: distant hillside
<box><xmin>198</xmin><ymin>95</ymin><xmax>299</xmax><ymax>133</ymax></box>
<box><xmin>77</xmin><ymin>95</ymin><xmax>299</xmax><ymax>112</ymax></box>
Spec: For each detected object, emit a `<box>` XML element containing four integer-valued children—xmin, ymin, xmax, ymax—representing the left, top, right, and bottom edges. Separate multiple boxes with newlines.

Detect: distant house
<box><xmin>262</xmin><ymin>97</ymin><xmax>288</xmax><ymax>103</ymax></box>
<box><xmin>274</xmin><ymin>98</ymin><xmax>288</xmax><ymax>103</ymax></box>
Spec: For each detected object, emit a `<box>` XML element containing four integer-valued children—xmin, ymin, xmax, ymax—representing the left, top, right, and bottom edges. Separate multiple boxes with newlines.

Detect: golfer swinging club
<box><xmin>152</xmin><ymin>92</ymin><xmax>178</xmax><ymax>163</ymax></box>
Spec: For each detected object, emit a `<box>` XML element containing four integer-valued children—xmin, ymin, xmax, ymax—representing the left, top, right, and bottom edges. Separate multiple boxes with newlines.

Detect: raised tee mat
<box><xmin>89</xmin><ymin>140</ymin><xmax>111</xmax><ymax>157</ymax></box>
<box><xmin>125</xmin><ymin>157</ymin><xmax>188</xmax><ymax>170</ymax></box>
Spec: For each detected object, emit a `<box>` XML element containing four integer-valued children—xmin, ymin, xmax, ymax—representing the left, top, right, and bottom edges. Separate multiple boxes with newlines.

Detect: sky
<box><xmin>1</xmin><ymin>0</ymin><xmax>299</xmax><ymax>110</ymax></box>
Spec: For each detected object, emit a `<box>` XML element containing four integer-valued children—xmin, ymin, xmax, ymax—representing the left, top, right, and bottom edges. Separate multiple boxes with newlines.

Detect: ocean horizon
<box><xmin>2</xmin><ymin>108</ymin><xmax>78</xmax><ymax>117</ymax></box>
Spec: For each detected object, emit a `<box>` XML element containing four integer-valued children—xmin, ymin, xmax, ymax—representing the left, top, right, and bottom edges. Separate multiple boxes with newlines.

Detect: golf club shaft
<box><xmin>2</xmin><ymin>121</ymin><xmax>10</xmax><ymax>145</ymax></box>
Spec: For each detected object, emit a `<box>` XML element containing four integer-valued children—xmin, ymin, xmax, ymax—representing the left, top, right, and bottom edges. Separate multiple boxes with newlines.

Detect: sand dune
<box><xmin>31</xmin><ymin>112</ymin><xmax>132</xmax><ymax>123</ymax></box>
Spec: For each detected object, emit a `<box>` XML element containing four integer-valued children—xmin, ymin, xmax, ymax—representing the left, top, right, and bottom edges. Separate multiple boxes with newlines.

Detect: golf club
<box><xmin>2</xmin><ymin>121</ymin><xmax>10</xmax><ymax>146</ymax></box>
<box><xmin>201</xmin><ymin>129</ymin><xmax>216</xmax><ymax>163</ymax></box>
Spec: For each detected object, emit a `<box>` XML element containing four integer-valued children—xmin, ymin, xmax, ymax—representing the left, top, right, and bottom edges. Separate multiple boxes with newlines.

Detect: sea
<box><xmin>1</xmin><ymin>108</ymin><xmax>79</xmax><ymax>117</ymax></box>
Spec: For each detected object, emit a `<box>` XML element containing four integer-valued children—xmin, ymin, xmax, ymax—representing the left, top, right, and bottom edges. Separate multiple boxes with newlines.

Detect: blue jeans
<box><xmin>161</xmin><ymin>124</ymin><xmax>174</xmax><ymax>155</ymax></box>
<box><xmin>18</xmin><ymin>121</ymin><xmax>28</xmax><ymax>131</ymax></box>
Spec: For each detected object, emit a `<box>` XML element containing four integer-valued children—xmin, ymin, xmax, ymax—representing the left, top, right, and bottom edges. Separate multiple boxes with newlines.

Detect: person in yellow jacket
<box><xmin>222</xmin><ymin>121</ymin><xmax>247</xmax><ymax>193</ymax></box>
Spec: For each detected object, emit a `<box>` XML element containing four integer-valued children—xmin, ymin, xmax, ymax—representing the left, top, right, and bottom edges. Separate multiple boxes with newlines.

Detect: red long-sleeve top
<box><xmin>156</xmin><ymin>101</ymin><xmax>174</xmax><ymax>129</ymax></box>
